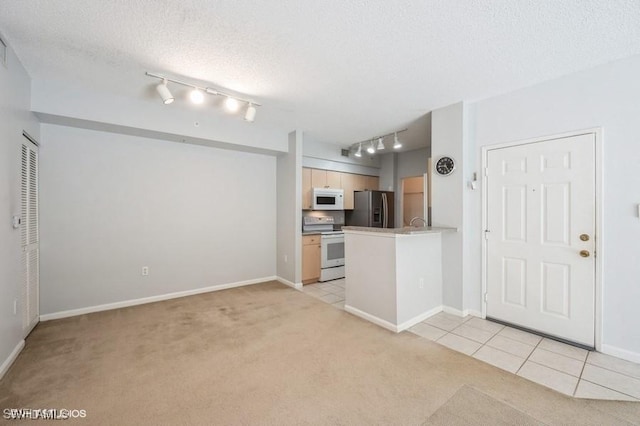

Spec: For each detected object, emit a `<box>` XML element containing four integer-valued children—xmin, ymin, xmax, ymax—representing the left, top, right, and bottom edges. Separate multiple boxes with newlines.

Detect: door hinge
<box><xmin>484</xmin><ymin>229</ymin><xmax>490</xmax><ymax>240</ymax></box>
<box><xmin>484</xmin><ymin>293</ymin><xmax>488</xmax><ymax>302</ymax></box>
<box><xmin>484</xmin><ymin>167</ymin><xmax>489</xmax><ymax>177</ymax></box>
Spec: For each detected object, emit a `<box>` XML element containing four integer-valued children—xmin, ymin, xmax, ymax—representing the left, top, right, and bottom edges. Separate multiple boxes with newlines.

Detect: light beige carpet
<box><xmin>423</xmin><ymin>385</ymin><xmax>542</xmax><ymax>426</ymax></box>
<box><xmin>1</xmin><ymin>281</ymin><xmax>638</xmax><ymax>425</ymax></box>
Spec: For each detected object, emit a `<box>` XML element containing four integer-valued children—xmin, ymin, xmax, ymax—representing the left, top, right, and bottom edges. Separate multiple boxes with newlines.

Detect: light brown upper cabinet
<box><xmin>302</xmin><ymin>167</ymin><xmax>312</xmax><ymax>210</ymax></box>
<box><xmin>302</xmin><ymin>167</ymin><xmax>379</xmax><ymax>210</ymax></box>
<box><xmin>311</xmin><ymin>168</ymin><xmax>341</xmax><ymax>189</ymax></box>
<box><xmin>365</xmin><ymin>176</ymin><xmax>379</xmax><ymax>191</ymax></box>
<box><xmin>341</xmin><ymin>172</ymin><xmax>356</xmax><ymax>210</ymax></box>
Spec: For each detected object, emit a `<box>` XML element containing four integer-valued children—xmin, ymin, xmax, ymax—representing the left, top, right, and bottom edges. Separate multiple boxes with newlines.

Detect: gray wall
<box><xmin>397</xmin><ymin>148</ymin><xmax>429</xmax><ymax>181</ymax></box>
<box><xmin>471</xmin><ymin>54</ymin><xmax>640</xmax><ymax>359</ymax></box>
<box><xmin>379</xmin><ymin>148</ymin><xmax>429</xmax><ymax>227</ymax></box>
<box><xmin>378</xmin><ymin>153</ymin><xmax>397</xmax><ymax>192</ymax></box>
<box><xmin>39</xmin><ymin>124</ymin><xmax>277</xmax><ymax>315</ymax></box>
<box><xmin>0</xmin><ymin>42</ymin><xmax>40</xmax><ymax>369</ymax></box>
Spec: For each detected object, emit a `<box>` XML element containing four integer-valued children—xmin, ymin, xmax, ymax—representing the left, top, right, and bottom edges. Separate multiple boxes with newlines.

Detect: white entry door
<box><xmin>486</xmin><ymin>133</ymin><xmax>596</xmax><ymax>347</ymax></box>
<box><xmin>21</xmin><ymin>138</ymin><xmax>39</xmax><ymax>336</ymax></box>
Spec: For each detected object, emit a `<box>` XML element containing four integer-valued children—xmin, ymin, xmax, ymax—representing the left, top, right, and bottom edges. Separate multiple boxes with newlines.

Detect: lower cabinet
<box><xmin>302</xmin><ymin>235</ymin><xmax>321</xmax><ymax>284</ymax></box>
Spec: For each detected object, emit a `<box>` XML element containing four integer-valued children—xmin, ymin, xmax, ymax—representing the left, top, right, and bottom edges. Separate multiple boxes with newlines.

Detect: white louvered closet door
<box><xmin>21</xmin><ymin>139</ymin><xmax>39</xmax><ymax>335</ymax></box>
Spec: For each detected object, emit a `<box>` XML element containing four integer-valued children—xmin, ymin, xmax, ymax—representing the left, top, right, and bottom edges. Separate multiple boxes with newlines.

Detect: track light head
<box><xmin>355</xmin><ymin>143</ymin><xmax>362</xmax><ymax>157</ymax></box>
<box><xmin>377</xmin><ymin>137</ymin><xmax>385</xmax><ymax>150</ymax></box>
<box><xmin>225</xmin><ymin>97</ymin><xmax>240</xmax><ymax>112</ymax></box>
<box><xmin>189</xmin><ymin>88</ymin><xmax>204</xmax><ymax>104</ymax></box>
<box><xmin>156</xmin><ymin>79</ymin><xmax>174</xmax><ymax>104</ymax></box>
<box><xmin>367</xmin><ymin>141</ymin><xmax>376</xmax><ymax>154</ymax></box>
<box><xmin>393</xmin><ymin>133</ymin><xmax>402</xmax><ymax>149</ymax></box>
<box><xmin>244</xmin><ymin>103</ymin><xmax>256</xmax><ymax>122</ymax></box>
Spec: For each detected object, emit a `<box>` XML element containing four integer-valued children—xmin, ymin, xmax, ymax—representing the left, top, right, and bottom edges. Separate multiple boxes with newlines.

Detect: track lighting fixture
<box><xmin>189</xmin><ymin>88</ymin><xmax>204</xmax><ymax>104</ymax></box>
<box><xmin>348</xmin><ymin>129</ymin><xmax>407</xmax><ymax>157</ymax></box>
<box><xmin>156</xmin><ymin>79</ymin><xmax>174</xmax><ymax>105</ymax></box>
<box><xmin>225</xmin><ymin>97</ymin><xmax>240</xmax><ymax>113</ymax></box>
<box><xmin>244</xmin><ymin>103</ymin><xmax>256</xmax><ymax>122</ymax></box>
<box><xmin>393</xmin><ymin>132</ymin><xmax>402</xmax><ymax>149</ymax></box>
<box><xmin>145</xmin><ymin>72</ymin><xmax>260</xmax><ymax>122</ymax></box>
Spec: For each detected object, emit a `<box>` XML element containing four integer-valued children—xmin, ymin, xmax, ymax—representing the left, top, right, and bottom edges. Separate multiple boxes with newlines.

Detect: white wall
<box><xmin>38</xmin><ymin>124</ymin><xmax>277</xmax><ymax>315</ymax></box>
<box><xmin>431</xmin><ymin>102</ymin><xmax>465</xmax><ymax>311</ymax></box>
<box><xmin>471</xmin><ymin>54</ymin><xmax>640</xmax><ymax>359</ymax></box>
<box><xmin>276</xmin><ymin>131</ymin><xmax>302</xmax><ymax>285</ymax></box>
<box><xmin>0</xmin><ymin>40</ymin><xmax>40</xmax><ymax>374</ymax></box>
<box><xmin>31</xmin><ymin>78</ymin><xmax>289</xmax><ymax>155</ymax></box>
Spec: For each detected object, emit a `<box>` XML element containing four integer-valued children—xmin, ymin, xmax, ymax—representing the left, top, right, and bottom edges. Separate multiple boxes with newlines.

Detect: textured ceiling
<box><xmin>1</xmin><ymin>0</ymin><xmax>640</xmax><ymax>151</ymax></box>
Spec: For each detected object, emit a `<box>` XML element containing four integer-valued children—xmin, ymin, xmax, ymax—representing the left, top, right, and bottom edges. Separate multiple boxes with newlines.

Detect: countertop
<box><xmin>342</xmin><ymin>226</ymin><xmax>457</xmax><ymax>235</ymax></box>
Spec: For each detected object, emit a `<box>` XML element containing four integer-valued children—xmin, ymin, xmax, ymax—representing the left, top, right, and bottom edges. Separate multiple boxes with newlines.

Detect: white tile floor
<box><xmin>410</xmin><ymin>312</ymin><xmax>640</xmax><ymax>401</ymax></box>
<box><xmin>301</xmin><ymin>281</ymin><xmax>640</xmax><ymax>402</ymax></box>
<box><xmin>302</xmin><ymin>279</ymin><xmax>346</xmax><ymax>311</ymax></box>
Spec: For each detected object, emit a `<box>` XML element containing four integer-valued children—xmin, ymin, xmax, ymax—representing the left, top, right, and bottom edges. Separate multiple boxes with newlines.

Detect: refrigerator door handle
<box><xmin>382</xmin><ymin>193</ymin><xmax>388</xmax><ymax>228</ymax></box>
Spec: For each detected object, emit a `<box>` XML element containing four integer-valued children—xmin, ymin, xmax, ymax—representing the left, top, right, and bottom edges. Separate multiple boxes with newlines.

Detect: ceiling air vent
<box><xmin>0</xmin><ymin>35</ymin><xmax>6</xmax><ymax>67</ymax></box>
<box><xmin>341</xmin><ymin>149</ymin><xmax>350</xmax><ymax>157</ymax></box>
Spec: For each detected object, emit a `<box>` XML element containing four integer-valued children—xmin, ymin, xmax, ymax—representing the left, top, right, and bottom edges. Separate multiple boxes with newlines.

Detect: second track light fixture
<box><xmin>146</xmin><ymin>72</ymin><xmax>261</xmax><ymax>122</ymax></box>
<box><xmin>348</xmin><ymin>129</ymin><xmax>407</xmax><ymax>157</ymax></box>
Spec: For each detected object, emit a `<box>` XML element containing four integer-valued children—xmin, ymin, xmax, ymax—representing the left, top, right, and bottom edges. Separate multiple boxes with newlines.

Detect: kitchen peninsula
<box><xmin>342</xmin><ymin>226</ymin><xmax>456</xmax><ymax>332</ymax></box>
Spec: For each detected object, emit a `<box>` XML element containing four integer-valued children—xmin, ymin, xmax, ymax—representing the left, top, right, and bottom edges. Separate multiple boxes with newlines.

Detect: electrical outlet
<box><xmin>419</xmin><ymin>278</ymin><xmax>424</xmax><ymax>289</ymax></box>
<box><xmin>142</xmin><ymin>266</ymin><xmax>149</xmax><ymax>276</ymax></box>
<box><xmin>284</xmin><ymin>254</ymin><xmax>288</xmax><ymax>263</ymax></box>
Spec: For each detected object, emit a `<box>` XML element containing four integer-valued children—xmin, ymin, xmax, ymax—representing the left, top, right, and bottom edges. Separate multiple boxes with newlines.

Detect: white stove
<box><xmin>303</xmin><ymin>216</ymin><xmax>345</xmax><ymax>282</ymax></box>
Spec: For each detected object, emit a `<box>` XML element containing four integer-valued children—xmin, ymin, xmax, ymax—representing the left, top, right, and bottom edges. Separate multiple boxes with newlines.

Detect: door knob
<box><xmin>579</xmin><ymin>250</ymin><xmax>590</xmax><ymax>258</ymax></box>
<box><xmin>580</xmin><ymin>234</ymin><xmax>590</xmax><ymax>241</ymax></box>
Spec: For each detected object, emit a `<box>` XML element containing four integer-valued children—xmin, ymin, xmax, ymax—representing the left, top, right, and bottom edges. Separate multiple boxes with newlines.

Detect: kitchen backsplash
<box><xmin>302</xmin><ymin>210</ymin><xmax>345</xmax><ymax>227</ymax></box>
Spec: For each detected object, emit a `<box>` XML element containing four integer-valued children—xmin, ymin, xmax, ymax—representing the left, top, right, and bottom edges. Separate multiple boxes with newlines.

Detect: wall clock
<box><xmin>435</xmin><ymin>156</ymin><xmax>456</xmax><ymax>176</ymax></box>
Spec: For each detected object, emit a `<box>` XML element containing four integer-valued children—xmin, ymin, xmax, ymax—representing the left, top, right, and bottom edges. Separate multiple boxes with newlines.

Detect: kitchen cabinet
<box><xmin>302</xmin><ymin>167</ymin><xmax>380</xmax><ymax>210</ymax></box>
<box><xmin>365</xmin><ymin>176</ymin><xmax>379</xmax><ymax>191</ymax></box>
<box><xmin>302</xmin><ymin>167</ymin><xmax>312</xmax><ymax>210</ymax></box>
<box><xmin>302</xmin><ymin>235</ymin><xmax>321</xmax><ymax>284</ymax></box>
<box><xmin>340</xmin><ymin>172</ymin><xmax>356</xmax><ymax>210</ymax></box>
<box><xmin>311</xmin><ymin>168</ymin><xmax>341</xmax><ymax>189</ymax></box>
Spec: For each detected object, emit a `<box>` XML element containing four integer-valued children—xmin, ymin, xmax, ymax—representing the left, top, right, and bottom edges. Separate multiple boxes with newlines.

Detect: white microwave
<box><xmin>312</xmin><ymin>188</ymin><xmax>344</xmax><ymax>210</ymax></box>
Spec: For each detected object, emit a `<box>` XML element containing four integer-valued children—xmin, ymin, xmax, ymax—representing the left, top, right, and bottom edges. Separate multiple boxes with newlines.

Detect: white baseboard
<box><xmin>344</xmin><ymin>305</ymin><xmax>399</xmax><ymax>333</ymax></box>
<box><xmin>276</xmin><ymin>276</ymin><xmax>302</xmax><ymax>290</ymax></box>
<box><xmin>465</xmin><ymin>309</ymin><xmax>483</xmax><ymax>318</ymax></box>
<box><xmin>601</xmin><ymin>344</ymin><xmax>640</xmax><ymax>364</ymax></box>
<box><xmin>396</xmin><ymin>305</ymin><xmax>443</xmax><ymax>332</ymax></box>
<box><xmin>442</xmin><ymin>306</ymin><xmax>482</xmax><ymax>318</ymax></box>
<box><xmin>344</xmin><ymin>305</ymin><xmax>444</xmax><ymax>333</ymax></box>
<box><xmin>40</xmin><ymin>276</ymin><xmax>278</xmax><ymax>321</ymax></box>
<box><xmin>0</xmin><ymin>340</ymin><xmax>25</xmax><ymax>381</ymax></box>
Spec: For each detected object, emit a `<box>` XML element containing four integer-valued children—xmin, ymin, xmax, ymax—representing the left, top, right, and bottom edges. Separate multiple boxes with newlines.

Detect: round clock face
<box><xmin>435</xmin><ymin>156</ymin><xmax>455</xmax><ymax>176</ymax></box>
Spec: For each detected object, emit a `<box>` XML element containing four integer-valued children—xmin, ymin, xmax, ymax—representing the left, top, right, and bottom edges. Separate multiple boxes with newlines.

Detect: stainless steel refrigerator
<box><xmin>348</xmin><ymin>190</ymin><xmax>395</xmax><ymax>228</ymax></box>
